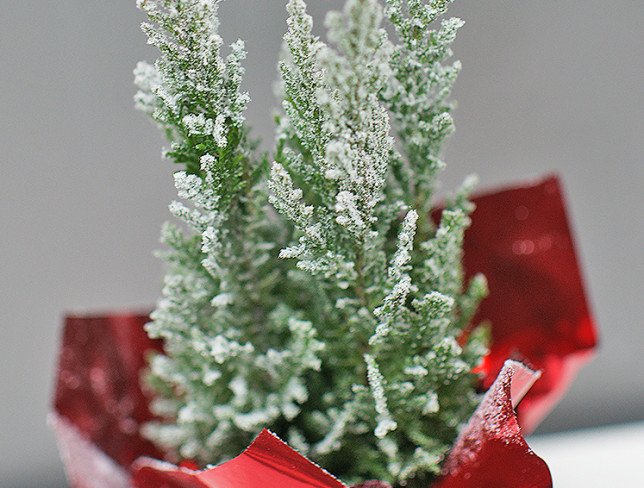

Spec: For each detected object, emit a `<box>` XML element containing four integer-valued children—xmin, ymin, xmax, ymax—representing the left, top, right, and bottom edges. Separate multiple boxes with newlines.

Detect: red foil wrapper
<box><xmin>132</xmin><ymin>430</ymin><xmax>345</xmax><ymax>488</ymax></box>
<box><xmin>132</xmin><ymin>362</ymin><xmax>552</xmax><ymax>488</ymax></box>
<box><xmin>462</xmin><ymin>175</ymin><xmax>598</xmax><ymax>432</ymax></box>
<box><xmin>52</xmin><ymin>313</ymin><xmax>163</xmax><ymax>486</ymax></box>
<box><xmin>52</xmin><ymin>175</ymin><xmax>597</xmax><ymax>486</ymax></box>
<box><xmin>434</xmin><ymin>361</ymin><xmax>552</xmax><ymax>488</ymax></box>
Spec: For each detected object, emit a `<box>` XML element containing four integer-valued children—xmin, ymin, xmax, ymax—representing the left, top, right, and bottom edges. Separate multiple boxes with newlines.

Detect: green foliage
<box><xmin>135</xmin><ymin>0</ymin><xmax>488</xmax><ymax>485</ymax></box>
<box><xmin>135</xmin><ymin>0</ymin><xmax>322</xmax><ymax>464</ymax></box>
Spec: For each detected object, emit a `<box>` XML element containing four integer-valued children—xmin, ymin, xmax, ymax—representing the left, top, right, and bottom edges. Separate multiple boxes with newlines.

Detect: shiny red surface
<box><xmin>461</xmin><ymin>175</ymin><xmax>598</xmax><ymax>432</ymax></box>
<box><xmin>434</xmin><ymin>360</ymin><xmax>553</xmax><ymax>488</ymax></box>
<box><xmin>53</xmin><ymin>313</ymin><xmax>163</xmax><ymax>481</ymax></box>
<box><xmin>133</xmin><ymin>430</ymin><xmax>346</xmax><ymax>488</ymax></box>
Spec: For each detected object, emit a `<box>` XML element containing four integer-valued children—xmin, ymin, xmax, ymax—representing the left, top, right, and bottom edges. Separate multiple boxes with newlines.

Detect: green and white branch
<box><xmin>135</xmin><ymin>0</ymin><xmax>488</xmax><ymax>485</ymax></box>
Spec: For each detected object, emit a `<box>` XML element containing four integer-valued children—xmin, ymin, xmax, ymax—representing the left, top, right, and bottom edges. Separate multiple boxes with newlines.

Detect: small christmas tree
<box><xmin>134</xmin><ymin>0</ymin><xmax>488</xmax><ymax>485</ymax></box>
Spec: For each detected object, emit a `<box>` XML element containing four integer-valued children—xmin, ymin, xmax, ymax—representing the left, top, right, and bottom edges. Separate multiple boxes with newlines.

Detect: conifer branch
<box><xmin>136</xmin><ymin>1</ymin><xmax>489</xmax><ymax>485</ymax></box>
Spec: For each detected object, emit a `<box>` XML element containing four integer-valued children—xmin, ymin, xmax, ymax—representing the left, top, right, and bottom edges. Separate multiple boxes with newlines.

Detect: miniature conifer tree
<box><xmin>134</xmin><ymin>0</ymin><xmax>488</xmax><ymax>485</ymax></box>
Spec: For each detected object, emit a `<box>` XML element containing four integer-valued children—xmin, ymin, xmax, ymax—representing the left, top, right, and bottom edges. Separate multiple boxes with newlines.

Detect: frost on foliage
<box><xmin>135</xmin><ymin>0</ymin><xmax>322</xmax><ymax>465</ymax></box>
<box><xmin>135</xmin><ymin>0</ymin><xmax>249</xmax><ymax>178</ymax></box>
<box><xmin>383</xmin><ymin>0</ymin><xmax>464</xmax><ymax>216</ymax></box>
<box><xmin>269</xmin><ymin>0</ymin><xmax>488</xmax><ymax>484</ymax></box>
<box><xmin>372</xmin><ymin>209</ymin><xmax>418</xmax><ymax>345</ymax></box>
<box><xmin>137</xmin><ymin>0</ymin><xmax>488</xmax><ymax>485</ymax></box>
<box><xmin>274</xmin><ymin>0</ymin><xmax>394</xmax><ymax>249</ymax></box>
<box><xmin>365</xmin><ymin>354</ymin><xmax>398</xmax><ymax>439</ymax></box>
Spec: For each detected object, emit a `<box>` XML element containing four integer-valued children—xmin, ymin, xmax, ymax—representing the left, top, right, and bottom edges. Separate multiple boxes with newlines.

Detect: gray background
<box><xmin>1</xmin><ymin>1</ymin><xmax>642</xmax><ymax>486</ymax></box>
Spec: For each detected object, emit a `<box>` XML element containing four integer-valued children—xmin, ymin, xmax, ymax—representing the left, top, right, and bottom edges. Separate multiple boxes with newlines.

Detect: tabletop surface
<box><xmin>528</xmin><ymin>422</ymin><xmax>644</xmax><ymax>486</ymax></box>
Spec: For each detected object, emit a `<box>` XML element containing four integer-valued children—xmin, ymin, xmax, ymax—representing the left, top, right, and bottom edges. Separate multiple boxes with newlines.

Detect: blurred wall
<box><xmin>1</xmin><ymin>1</ymin><xmax>642</xmax><ymax>486</ymax></box>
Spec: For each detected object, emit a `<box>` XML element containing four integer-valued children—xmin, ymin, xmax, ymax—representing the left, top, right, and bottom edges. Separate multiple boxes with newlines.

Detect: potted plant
<box><xmin>52</xmin><ymin>1</ymin><xmax>597</xmax><ymax>486</ymax></box>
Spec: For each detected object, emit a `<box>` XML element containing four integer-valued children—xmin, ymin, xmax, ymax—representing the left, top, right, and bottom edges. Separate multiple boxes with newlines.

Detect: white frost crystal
<box><xmin>365</xmin><ymin>354</ymin><xmax>398</xmax><ymax>439</ymax></box>
<box><xmin>136</xmin><ymin>0</ymin><xmax>488</xmax><ymax>484</ymax></box>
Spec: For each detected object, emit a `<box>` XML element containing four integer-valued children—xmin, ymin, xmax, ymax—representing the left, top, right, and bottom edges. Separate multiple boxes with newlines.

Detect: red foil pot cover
<box><xmin>52</xmin><ymin>318</ymin><xmax>552</xmax><ymax>488</ymax></box>
<box><xmin>132</xmin><ymin>430</ymin><xmax>346</xmax><ymax>488</ymax></box>
<box><xmin>461</xmin><ymin>175</ymin><xmax>598</xmax><ymax>432</ymax></box>
<box><xmin>128</xmin><ymin>361</ymin><xmax>553</xmax><ymax>488</ymax></box>
<box><xmin>52</xmin><ymin>174</ymin><xmax>596</xmax><ymax>486</ymax></box>
<box><xmin>52</xmin><ymin>313</ymin><xmax>163</xmax><ymax>486</ymax></box>
<box><xmin>433</xmin><ymin>361</ymin><xmax>552</xmax><ymax>488</ymax></box>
